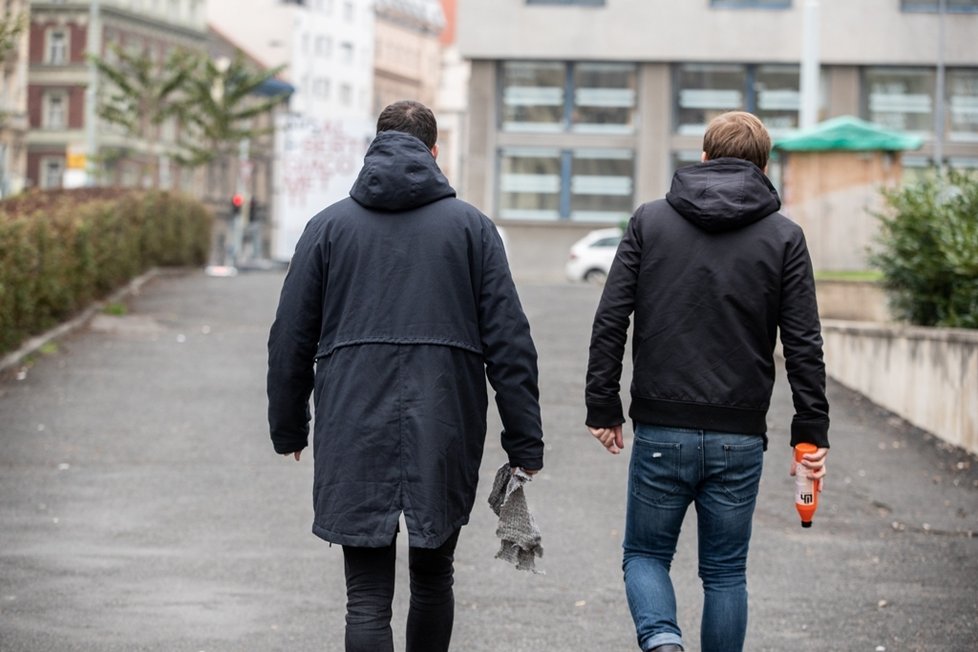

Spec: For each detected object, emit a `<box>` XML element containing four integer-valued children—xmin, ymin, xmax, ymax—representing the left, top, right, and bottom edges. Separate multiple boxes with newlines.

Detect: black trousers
<box><xmin>342</xmin><ymin>528</ymin><xmax>461</xmax><ymax>652</ymax></box>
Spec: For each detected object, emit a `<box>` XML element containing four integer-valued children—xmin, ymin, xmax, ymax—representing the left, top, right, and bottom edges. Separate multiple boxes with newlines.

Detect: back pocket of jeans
<box><xmin>720</xmin><ymin>440</ymin><xmax>764</xmax><ymax>504</ymax></box>
<box><xmin>630</xmin><ymin>439</ymin><xmax>682</xmax><ymax>506</ymax></box>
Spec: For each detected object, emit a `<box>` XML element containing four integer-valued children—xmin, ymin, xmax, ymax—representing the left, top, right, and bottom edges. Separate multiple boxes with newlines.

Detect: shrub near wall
<box><xmin>0</xmin><ymin>189</ymin><xmax>213</xmax><ymax>355</ymax></box>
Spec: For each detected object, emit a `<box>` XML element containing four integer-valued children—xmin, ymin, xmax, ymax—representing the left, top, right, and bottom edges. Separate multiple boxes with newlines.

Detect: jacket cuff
<box><xmin>789</xmin><ymin>419</ymin><xmax>830</xmax><ymax>449</ymax></box>
<box><xmin>509</xmin><ymin>456</ymin><xmax>543</xmax><ymax>471</ymax></box>
<box><xmin>272</xmin><ymin>436</ymin><xmax>308</xmax><ymax>455</ymax></box>
<box><xmin>585</xmin><ymin>400</ymin><xmax>625</xmax><ymax>428</ymax></box>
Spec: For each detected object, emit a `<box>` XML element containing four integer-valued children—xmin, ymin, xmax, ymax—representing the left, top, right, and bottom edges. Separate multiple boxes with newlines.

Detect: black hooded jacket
<box><xmin>267</xmin><ymin>131</ymin><xmax>544</xmax><ymax>548</ymax></box>
<box><xmin>586</xmin><ymin>158</ymin><xmax>829</xmax><ymax>449</ymax></box>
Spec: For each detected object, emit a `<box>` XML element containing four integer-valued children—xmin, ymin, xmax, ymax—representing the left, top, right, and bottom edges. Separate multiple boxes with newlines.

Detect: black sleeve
<box><xmin>779</xmin><ymin>231</ymin><xmax>830</xmax><ymax>449</ymax></box>
<box><xmin>266</xmin><ymin>220</ymin><xmax>326</xmax><ymax>455</ymax></box>
<box><xmin>478</xmin><ymin>221</ymin><xmax>544</xmax><ymax>470</ymax></box>
<box><xmin>585</xmin><ymin>210</ymin><xmax>643</xmax><ymax>428</ymax></box>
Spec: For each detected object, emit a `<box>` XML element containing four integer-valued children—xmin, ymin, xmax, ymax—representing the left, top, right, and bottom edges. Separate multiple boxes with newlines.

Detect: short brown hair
<box><xmin>702</xmin><ymin>111</ymin><xmax>771</xmax><ymax>171</ymax></box>
<box><xmin>376</xmin><ymin>100</ymin><xmax>438</xmax><ymax>149</ymax></box>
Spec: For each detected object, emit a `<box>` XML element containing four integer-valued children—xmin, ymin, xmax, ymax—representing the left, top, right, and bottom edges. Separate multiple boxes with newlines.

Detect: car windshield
<box><xmin>591</xmin><ymin>237</ymin><xmax>621</xmax><ymax>248</ymax></box>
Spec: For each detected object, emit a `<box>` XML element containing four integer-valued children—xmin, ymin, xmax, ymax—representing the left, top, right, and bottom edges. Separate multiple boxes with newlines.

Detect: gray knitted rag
<box><xmin>488</xmin><ymin>463</ymin><xmax>543</xmax><ymax>573</ymax></box>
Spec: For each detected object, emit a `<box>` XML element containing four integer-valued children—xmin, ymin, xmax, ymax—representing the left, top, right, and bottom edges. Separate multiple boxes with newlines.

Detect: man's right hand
<box><xmin>589</xmin><ymin>425</ymin><xmax>624</xmax><ymax>455</ymax></box>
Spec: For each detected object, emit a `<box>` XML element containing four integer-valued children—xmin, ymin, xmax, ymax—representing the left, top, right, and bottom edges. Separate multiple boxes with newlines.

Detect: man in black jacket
<box><xmin>267</xmin><ymin>101</ymin><xmax>544</xmax><ymax>652</ymax></box>
<box><xmin>585</xmin><ymin>111</ymin><xmax>829</xmax><ymax>652</ymax></box>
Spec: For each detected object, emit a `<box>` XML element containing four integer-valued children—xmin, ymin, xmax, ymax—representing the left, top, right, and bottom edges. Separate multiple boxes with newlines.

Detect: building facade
<box><xmin>26</xmin><ymin>0</ymin><xmax>207</xmax><ymax>191</ymax></box>
<box><xmin>458</xmin><ymin>0</ymin><xmax>978</xmax><ymax>234</ymax></box>
<box><xmin>1</xmin><ymin>0</ymin><xmax>30</xmax><ymax>198</ymax></box>
<box><xmin>373</xmin><ymin>0</ymin><xmax>444</xmax><ymax>115</ymax></box>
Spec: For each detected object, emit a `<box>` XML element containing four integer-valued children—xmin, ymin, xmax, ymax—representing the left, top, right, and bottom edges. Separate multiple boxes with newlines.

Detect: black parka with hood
<box><xmin>586</xmin><ymin>158</ymin><xmax>829</xmax><ymax>449</ymax></box>
<box><xmin>268</xmin><ymin>131</ymin><xmax>544</xmax><ymax>548</ymax></box>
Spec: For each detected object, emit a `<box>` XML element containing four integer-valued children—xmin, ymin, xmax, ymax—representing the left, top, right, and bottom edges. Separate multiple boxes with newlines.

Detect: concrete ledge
<box><xmin>822</xmin><ymin>319</ymin><xmax>978</xmax><ymax>456</ymax></box>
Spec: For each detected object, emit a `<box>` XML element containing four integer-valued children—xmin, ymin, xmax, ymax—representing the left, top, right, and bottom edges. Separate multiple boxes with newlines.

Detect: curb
<box><xmin>0</xmin><ymin>267</ymin><xmax>182</xmax><ymax>375</ymax></box>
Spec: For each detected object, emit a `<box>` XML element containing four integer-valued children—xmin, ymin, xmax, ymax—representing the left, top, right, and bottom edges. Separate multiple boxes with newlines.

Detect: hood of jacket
<box><xmin>665</xmin><ymin>157</ymin><xmax>781</xmax><ymax>233</ymax></box>
<box><xmin>349</xmin><ymin>130</ymin><xmax>456</xmax><ymax>212</ymax></box>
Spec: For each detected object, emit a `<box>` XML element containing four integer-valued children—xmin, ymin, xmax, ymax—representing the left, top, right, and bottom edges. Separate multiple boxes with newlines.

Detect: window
<box><xmin>500</xmin><ymin>61</ymin><xmax>637</xmax><ymax>133</ymax></box>
<box><xmin>40</xmin><ymin>157</ymin><xmax>64</xmax><ymax>189</ymax></box>
<box><xmin>572</xmin><ymin>63</ymin><xmax>637</xmax><ymax>133</ymax></box>
<box><xmin>948</xmin><ymin>68</ymin><xmax>978</xmax><ymax>141</ymax></box>
<box><xmin>901</xmin><ymin>0</ymin><xmax>978</xmax><ymax>12</ymax></box>
<box><xmin>676</xmin><ymin>64</ymin><xmax>747</xmax><ymax>135</ymax></box>
<box><xmin>43</xmin><ymin>92</ymin><xmax>67</xmax><ymax>129</ymax></box>
<box><xmin>343</xmin><ymin>0</ymin><xmax>353</xmax><ymax>20</ymax></box>
<box><xmin>46</xmin><ymin>30</ymin><xmax>68</xmax><ymax>64</ymax></box>
<box><xmin>526</xmin><ymin>0</ymin><xmax>605</xmax><ymax>5</ymax></box>
<box><xmin>863</xmin><ymin>67</ymin><xmax>934</xmax><ymax>134</ymax></box>
<box><xmin>339</xmin><ymin>42</ymin><xmax>353</xmax><ymax>64</ymax></box>
<box><xmin>339</xmin><ymin>83</ymin><xmax>352</xmax><ymax>106</ymax></box>
<box><xmin>498</xmin><ymin>147</ymin><xmax>634</xmax><ymax>222</ymax></box>
<box><xmin>711</xmin><ymin>0</ymin><xmax>791</xmax><ymax>7</ymax></box>
<box><xmin>675</xmin><ymin>63</ymin><xmax>805</xmax><ymax>134</ymax></box>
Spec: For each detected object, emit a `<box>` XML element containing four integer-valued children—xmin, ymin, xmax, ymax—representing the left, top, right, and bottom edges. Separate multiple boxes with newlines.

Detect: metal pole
<box><xmin>799</xmin><ymin>0</ymin><xmax>820</xmax><ymax>131</ymax></box>
<box><xmin>84</xmin><ymin>0</ymin><xmax>101</xmax><ymax>186</ymax></box>
<box><xmin>934</xmin><ymin>0</ymin><xmax>947</xmax><ymax>171</ymax></box>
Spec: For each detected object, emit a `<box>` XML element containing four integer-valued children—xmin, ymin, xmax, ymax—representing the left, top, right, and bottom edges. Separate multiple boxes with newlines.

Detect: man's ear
<box><xmin>431</xmin><ymin>143</ymin><xmax>439</xmax><ymax>160</ymax></box>
<box><xmin>701</xmin><ymin>151</ymin><xmax>708</xmax><ymax>162</ymax></box>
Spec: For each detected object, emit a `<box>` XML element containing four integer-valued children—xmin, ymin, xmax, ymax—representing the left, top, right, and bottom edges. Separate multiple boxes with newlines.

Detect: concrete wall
<box><xmin>459</xmin><ymin>0</ymin><xmax>978</xmax><ymax>65</ymax></box>
<box><xmin>781</xmin><ymin>151</ymin><xmax>903</xmax><ymax>271</ymax></box>
<box><xmin>816</xmin><ymin>280</ymin><xmax>891</xmax><ymax>322</ymax></box>
<box><xmin>823</xmin><ymin>321</ymin><xmax>978</xmax><ymax>456</ymax></box>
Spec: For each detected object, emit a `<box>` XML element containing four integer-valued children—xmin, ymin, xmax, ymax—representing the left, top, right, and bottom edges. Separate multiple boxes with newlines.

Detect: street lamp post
<box><xmin>799</xmin><ymin>0</ymin><xmax>820</xmax><ymax>131</ymax></box>
<box><xmin>84</xmin><ymin>0</ymin><xmax>101</xmax><ymax>186</ymax></box>
<box><xmin>934</xmin><ymin>0</ymin><xmax>947</xmax><ymax>171</ymax></box>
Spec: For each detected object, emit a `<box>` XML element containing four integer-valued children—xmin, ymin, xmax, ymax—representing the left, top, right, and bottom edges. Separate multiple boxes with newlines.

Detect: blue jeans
<box><xmin>623</xmin><ymin>424</ymin><xmax>764</xmax><ymax>652</ymax></box>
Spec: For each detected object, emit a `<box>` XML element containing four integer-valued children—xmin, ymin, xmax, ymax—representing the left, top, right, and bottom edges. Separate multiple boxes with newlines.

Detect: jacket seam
<box><xmin>317</xmin><ymin>337</ymin><xmax>482</xmax><ymax>359</ymax></box>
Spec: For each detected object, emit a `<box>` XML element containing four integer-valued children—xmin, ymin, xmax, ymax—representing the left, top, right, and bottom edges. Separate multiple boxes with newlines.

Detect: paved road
<box><xmin>1</xmin><ymin>270</ymin><xmax>976</xmax><ymax>652</ymax></box>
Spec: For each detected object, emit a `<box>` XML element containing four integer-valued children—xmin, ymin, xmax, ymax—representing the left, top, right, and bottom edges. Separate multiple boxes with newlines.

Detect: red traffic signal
<box><xmin>231</xmin><ymin>193</ymin><xmax>244</xmax><ymax>208</ymax></box>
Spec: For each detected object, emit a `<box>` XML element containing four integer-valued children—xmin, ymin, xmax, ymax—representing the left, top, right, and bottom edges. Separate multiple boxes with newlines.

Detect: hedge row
<box><xmin>872</xmin><ymin>169</ymin><xmax>978</xmax><ymax>329</ymax></box>
<box><xmin>0</xmin><ymin>189</ymin><xmax>213</xmax><ymax>356</ymax></box>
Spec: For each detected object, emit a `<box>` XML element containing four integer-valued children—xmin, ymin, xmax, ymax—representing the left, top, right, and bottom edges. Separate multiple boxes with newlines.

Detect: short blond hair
<box><xmin>702</xmin><ymin>111</ymin><xmax>771</xmax><ymax>171</ymax></box>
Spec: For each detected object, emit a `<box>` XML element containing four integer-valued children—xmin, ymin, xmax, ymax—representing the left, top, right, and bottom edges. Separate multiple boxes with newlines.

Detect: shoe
<box><xmin>649</xmin><ymin>646</ymin><xmax>683</xmax><ymax>652</ymax></box>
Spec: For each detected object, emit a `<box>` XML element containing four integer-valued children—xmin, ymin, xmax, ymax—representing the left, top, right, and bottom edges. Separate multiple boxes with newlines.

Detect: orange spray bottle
<box><xmin>794</xmin><ymin>443</ymin><xmax>820</xmax><ymax>528</ymax></box>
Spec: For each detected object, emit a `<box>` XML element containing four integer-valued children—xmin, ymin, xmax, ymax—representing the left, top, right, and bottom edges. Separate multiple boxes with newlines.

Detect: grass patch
<box><xmin>38</xmin><ymin>342</ymin><xmax>59</xmax><ymax>355</ymax></box>
<box><xmin>102</xmin><ymin>302</ymin><xmax>128</xmax><ymax>316</ymax></box>
<box><xmin>815</xmin><ymin>270</ymin><xmax>883</xmax><ymax>282</ymax></box>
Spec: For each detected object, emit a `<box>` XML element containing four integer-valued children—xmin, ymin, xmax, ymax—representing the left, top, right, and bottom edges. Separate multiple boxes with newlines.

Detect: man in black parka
<box><xmin>267</xmin><ymin>101</ymin><xmax>544</xmax><ymax>652</ymax></box>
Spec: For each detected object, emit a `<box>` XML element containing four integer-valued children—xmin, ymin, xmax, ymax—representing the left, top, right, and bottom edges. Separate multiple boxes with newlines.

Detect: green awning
<box><xmin>773</xmin><ymin>116</ymin><xmax>923</xmax><ymax>152</ymax></box>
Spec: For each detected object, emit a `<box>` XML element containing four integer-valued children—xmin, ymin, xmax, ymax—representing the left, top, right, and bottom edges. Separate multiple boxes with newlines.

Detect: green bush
<box><xmin>0</xmin><ymin>189</ymin><xmax>213</xmax><ymax>355</ymax></box>
<box><xmin>871</xmin><ymin>170</ymin><xmax>978</xmax><ymax>329</ymax></box>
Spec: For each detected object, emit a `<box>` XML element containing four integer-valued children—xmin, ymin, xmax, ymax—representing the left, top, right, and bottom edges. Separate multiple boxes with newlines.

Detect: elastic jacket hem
<box><xmin>629</xmin><ymin>396</ymin><xmax>768</xmax><ymax>437</ymax></box>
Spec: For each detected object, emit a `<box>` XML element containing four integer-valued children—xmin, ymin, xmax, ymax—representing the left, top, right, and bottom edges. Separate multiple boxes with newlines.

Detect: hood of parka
<box><xmin>665</xmin><ymin>157</ymin><xmax>781</xmax><ymax>233</ymax></box>
<box><xmin>349</xmin><ymin>131</ymin><xmax>456</xmax><ymax>212</ymax></box>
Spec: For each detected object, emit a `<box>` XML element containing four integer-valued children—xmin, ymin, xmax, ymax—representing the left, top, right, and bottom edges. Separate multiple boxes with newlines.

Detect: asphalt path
<box><xmin>1</xmin><ymin>270</ymin><xmax>976</xmax><ymax>651</ymax></box>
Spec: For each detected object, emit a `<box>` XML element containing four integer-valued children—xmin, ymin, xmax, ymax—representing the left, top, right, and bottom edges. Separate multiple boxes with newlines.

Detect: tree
<box><xmin>871</xmin><ymin>170</ymin><xmax>978</xmax><ymax>329</ymax></box>
<box><xmin>174</xmin><ymin>51</ymin><xmax>288</xmax><ymax>168</ymax></box>
<box><xmin>92</xmin><ymin>46</ymin><xmax>289</xmax><ymax>180</ymax></box>
<box><xmin>94</xmin><ymin>44</ymin><xmax>197</xmax><ymax>141</ymax></box>
<box><xmin>0</xmin><ymin>11</ymin><xmax>27</xmax><ymax>127</ymax></box>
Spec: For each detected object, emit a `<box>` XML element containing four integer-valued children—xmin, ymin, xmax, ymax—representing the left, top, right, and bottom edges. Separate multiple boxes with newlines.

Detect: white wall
<box><xmin>823</xmin><ymin>321</ymin><xmax>978</xmax><ymax>456</ymax></box>
<box><xmin>458</xmin><ymin>0</ymin><xmax>978</xmax><ymax>66</ymax></box>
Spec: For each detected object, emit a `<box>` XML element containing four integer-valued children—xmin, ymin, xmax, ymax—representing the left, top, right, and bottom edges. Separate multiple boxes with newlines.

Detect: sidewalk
<box><xmin>0</xmin><ymin>270</ymin><xmax>976</xmax><ymax>651</ymax></box>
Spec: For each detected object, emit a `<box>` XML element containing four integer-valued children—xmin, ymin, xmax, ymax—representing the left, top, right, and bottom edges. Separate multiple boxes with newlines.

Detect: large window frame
<box><xmin>674</xmin><ymin>62</ymin><xmax>808</xmax><ymax>135</ymax></box>
<box><xmin>497</xmin><ymin>147</ymin><xmax>635</xmax><ymax>223</ymax></box>
<box><xmin>862</xmin><ymin>67</ymin><xmax>935</xmax><ymax>136</ymax></box>
<box><xmin>710</xmin><ymin>0</ymin><xmax>792</xmax><ymax>8</ymax></box>
<box><xmin>525</xmin><ymin>0</ymin><xmax>605</xmax><ymax>6</ymax></box>
<box><xmin>901</xmin><ymin>0</ymin><xmax>978</xmax><ymax>13</ymax></box>
<box><xmin>499</xmin><ymin>61</ymin><xmax>638</xmax><ymax>135</ymax></box>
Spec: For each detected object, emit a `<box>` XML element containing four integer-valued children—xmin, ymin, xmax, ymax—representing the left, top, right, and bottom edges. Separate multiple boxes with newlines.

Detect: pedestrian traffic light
<box><xmin>231</xmin><ymin>193</ymin><xmax>244</xmax><ymax>217</ymax></box>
